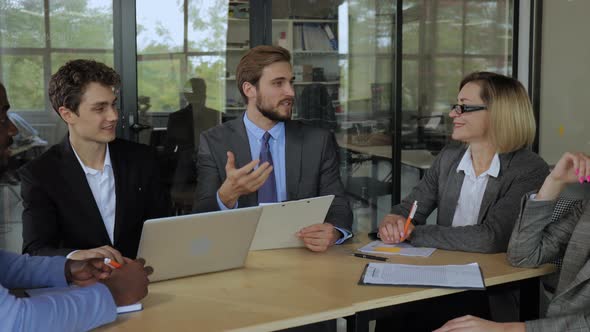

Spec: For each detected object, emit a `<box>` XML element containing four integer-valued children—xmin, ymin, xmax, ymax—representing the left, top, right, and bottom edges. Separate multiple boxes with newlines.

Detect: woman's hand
<box><xmin>537</xmin><ymin>152</ymin><xmax>590</xmax><ymax>200</ymax></box>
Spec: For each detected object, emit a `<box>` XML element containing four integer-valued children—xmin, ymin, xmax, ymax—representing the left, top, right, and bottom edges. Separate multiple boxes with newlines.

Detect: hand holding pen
<box><xmin>65</xmin><ymin>257</ymin><xmax>113</xmax><ymax>286</ymax></box>
<box><xmin>101</xmin><ymin>257</ymin><xmax>153</xmax><ymax>306</ymax></box>
<box><xmin>378</xmin><ymin>200</ymin><xmax>418</xmax><ymax>244</ymax></box>
<box><xmin>400</xmin><ymin>201</ymin><xmax>418</xmax><ymax>241</ymax></box>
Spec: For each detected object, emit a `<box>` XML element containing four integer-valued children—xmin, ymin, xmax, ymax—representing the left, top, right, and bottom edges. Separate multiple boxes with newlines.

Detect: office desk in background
<box><xmin>337</xmin><ymin>139</ymin><xmax>437</xmax><ymax>229</ymax></box>
<box><xmin>97</xmin><ymin>235</ymin><xmax>556</xmax><ymax>332</ymax></box>
<box><xmin>336</xmin><ymin>139</ymin><xmax>436</xmax><ymax>176</ymax></box>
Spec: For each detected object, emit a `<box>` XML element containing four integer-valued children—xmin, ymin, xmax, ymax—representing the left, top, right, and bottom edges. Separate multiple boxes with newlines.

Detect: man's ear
<box><xmin>242</xmin><ymin>81</ymin><xmax>257</xmax><ymax>101</ymax></box>
<box><xmin>57</xmin><ymin>106</ymin><xmax>77</xmax><ymax>124</ymax></box>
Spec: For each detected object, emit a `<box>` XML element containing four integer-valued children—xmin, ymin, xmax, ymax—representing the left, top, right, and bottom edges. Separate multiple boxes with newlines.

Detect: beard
<box><xmin>256</xmin><ymin>96</ymin><xmax>293</xmax><ymax>122</ymax></box>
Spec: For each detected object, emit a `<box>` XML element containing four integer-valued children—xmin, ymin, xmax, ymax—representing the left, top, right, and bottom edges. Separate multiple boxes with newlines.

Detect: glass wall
<box><xmin>0</xmin><ymin>0</ymin><xmax>114</xmax><ymax>251</ymax></box>
<box><xmin>0</xmin><ymin>0</ymin><xmax>114</xmax><ymax>144</ymax></box>
<box><xmin>0</xmin><ymin>0</ymin><xmax>517</xmax><ymax>251</ymax></box>
<box><xmin>271</xmin><ymin>0</ymin><xmax>397</xmax><ymax>234</ymax></box>
<box><xmin>135</xmin><ymin>0</ymin><xmax>231</xmax><ymax>214</ymax></box>
<box><xmin>269</xmin><ymin>0</ymin><xmax>514</xmax><ymax>233</ymax></box>
<box><xmin>400</xmin><ymin>0</ymin><xmax>514</xmax><ymax>223</ymax></box>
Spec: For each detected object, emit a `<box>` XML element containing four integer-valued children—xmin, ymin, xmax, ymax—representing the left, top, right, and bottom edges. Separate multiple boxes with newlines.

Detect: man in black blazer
<box><xmin>195</xmin><ymin>46</ymin><xmax>352</xmax><ymax>252</ymax></box>
<box><xmin>20</xmin><ymin>59</ymin><xmax>170</xmax><ymax>260</ymax></box>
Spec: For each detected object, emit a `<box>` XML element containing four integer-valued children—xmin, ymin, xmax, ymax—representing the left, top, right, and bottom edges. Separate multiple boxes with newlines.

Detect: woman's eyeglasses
<box><xmin>450</xmin><ymin>104</ymin><xmax>487</xmax><ymax>114</ymax></box>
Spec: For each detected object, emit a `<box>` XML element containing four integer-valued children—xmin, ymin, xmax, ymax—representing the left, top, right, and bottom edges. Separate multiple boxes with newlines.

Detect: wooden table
<box><xmin>98</xmin><ymin>237</ymin><xmax>556</xmax><ymax>332</ymax></box>
<box><xmin>343</xmin><ymin>244</ymin><xmax>555</xmax><ymax>332</ymax></box>
<box><xmin>98</xmin><ymin>248</ymin><xmax>356</xmax><ymax>332</ymax></box>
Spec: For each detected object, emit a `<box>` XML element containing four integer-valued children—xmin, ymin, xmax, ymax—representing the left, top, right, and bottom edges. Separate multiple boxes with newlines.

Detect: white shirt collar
<box><xmin>71</xmin><ymin>143</ymin><xmax>112</xmax><ymax>175</ymax></box>
<box><xmin>456</xmin><ymin>146</ymin><xmax>500</xmax><ymax>178</ymax></box>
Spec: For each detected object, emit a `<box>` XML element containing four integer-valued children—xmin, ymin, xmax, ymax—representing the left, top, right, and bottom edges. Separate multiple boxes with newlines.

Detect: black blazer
<box><xmin>19</xmin><ymin>137</ymin><xmax>171</xmax><ymax>258</ymax></box>
<box><xmin>194</xmin><ymin>115</ymin><xmax>353</xmax><ymax>232</ymax></box>
<box><xmin>162</xmin><ymin>104</ymin><xmax>219</xmax><ymax>192</ymax></box>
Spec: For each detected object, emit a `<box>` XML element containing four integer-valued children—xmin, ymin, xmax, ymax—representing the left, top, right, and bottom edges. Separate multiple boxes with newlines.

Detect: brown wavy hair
<box><xmin>48</xmin><ymin>59</ymin><xmax>120</xmax><ymax>115</ymax></box>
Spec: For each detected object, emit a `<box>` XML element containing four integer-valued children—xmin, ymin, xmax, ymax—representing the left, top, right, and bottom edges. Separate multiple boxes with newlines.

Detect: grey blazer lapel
<box><xmin>226</xmin><ymin>117</ymin><xmax>251</xmax><ymax>168</ymax></box>
<box><xmin>439</xmin><ymin>170</ymin><xmax>464</xmax><ymax>226</ymax></box>
<box><xmin>552</xmin><ymin>260</ymin><xmax>590</xmax><ymax>305</ymax></box>
<box><xmin>285</xmin><ymin>121</ymin><xmax>302</xmax><ymax>200</ymax></box>
<box><xmin>477</xmin><ymin>152</ymin><xmax>513</xmax><ymax>223</ymax></box>
<box><xmin>553</xmin><ymin>213</ymin><xmax>590</xmax><ymax>302</ymax></box>
<box><xmin>477</xmin><ymin>177</ymin><xmax>501</xmax><ymax>223</ymax></box>
<box><xmin>226</xmin><ymin>117</ymin><xmax>257</xmax><ymax>206</ymax></box>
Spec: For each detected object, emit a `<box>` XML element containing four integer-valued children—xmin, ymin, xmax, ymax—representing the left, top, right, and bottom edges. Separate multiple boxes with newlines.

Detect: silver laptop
<box><xmin>250</xmin><ymin>195</ymin><xmax>335</xmax><ymax>251</ymax></box>
<box><xmin>137</xmin><ymin>206</ymin><xmax>262</xmax><ymax>282</ymax></box>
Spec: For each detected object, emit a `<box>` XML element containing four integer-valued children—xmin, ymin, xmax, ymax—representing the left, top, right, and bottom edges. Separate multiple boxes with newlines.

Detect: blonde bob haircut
<box><xmin>460</xmin><ymin>72</ymin><xmax>536</xmax><ymax>153</ymax></box>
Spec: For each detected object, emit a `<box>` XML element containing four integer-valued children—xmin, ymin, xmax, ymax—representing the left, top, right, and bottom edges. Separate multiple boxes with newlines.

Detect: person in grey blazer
<box><xmin>194</xmin><ymin>46</ymin><xmax>353</xmax><ymax>253</ymax></box>
<box><xmin>435</xmin><ymin>151</ymin><xmax>590</xmax><ymax>332</ymax></box>
<box><xmin>378</xmin><ymin>72</ymin><xmax>549</xmax><ymax>253</ymax></box>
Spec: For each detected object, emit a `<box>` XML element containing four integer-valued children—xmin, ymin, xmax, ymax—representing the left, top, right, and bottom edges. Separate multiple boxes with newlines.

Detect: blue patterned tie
<box><xmin>258</xmin><ymin>131</ymin><xmax>277</xmax><ymax>203</ymax></box>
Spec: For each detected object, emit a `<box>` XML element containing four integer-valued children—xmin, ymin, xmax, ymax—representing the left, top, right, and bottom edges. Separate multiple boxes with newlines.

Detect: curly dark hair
<box><xmin>48</xmin><ymin>59</ymin><xmax>120</xmax><ymax>115</ymax></box>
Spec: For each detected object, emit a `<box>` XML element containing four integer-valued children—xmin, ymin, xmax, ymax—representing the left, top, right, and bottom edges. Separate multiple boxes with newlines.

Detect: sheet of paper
<box><xmin>362</xmin><ymin>262</ymin><xmax>485</xmax><ymax>289</ymax></box>
<box><xmin>358</xmin><ymin>240</ymin><xmax>436</xmax><ymax>257</ymax></box>
<box><xmin>116</xmin><ymin>302</ymin><xmax>143</xmax><ymax>314</ymax></box>
<box><xmin>26</xmin><ymin>287</ymin><xmax>143</xmax><ymax>314</ymax></box>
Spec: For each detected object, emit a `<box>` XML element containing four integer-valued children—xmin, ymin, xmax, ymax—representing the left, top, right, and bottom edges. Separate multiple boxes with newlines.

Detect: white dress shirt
<box><xmin>71</xmin><ymin>144</ymin><xmax>117</xmax><ymax>244</ymax></box>
<box><xmin>451</xmin><ymin>147</ymin><xmax>500</xmax><ymax>227</ymax></box>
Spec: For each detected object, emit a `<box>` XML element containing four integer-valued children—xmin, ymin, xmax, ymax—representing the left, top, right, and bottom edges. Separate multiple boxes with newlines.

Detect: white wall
<box><xmin>539</xmin><ymin>0</ymin><xmax>590</xmax><ymax>164</ymax></box>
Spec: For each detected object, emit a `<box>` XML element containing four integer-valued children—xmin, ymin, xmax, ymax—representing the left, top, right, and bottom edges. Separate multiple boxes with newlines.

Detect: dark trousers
<box><xmin>374</xmin><ymin>290</ymin><xmax>491</xmax><ymax>332</ymax></box>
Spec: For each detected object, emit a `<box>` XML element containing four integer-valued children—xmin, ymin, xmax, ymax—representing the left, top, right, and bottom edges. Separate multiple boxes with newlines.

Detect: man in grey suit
<box><xmin>435</xmin><ymin>151</ymin><xmax>590</xmax><ymax>332</ymax></box>
<box><xmin>194</xmin><ymin>45</ymin><xmax>352</xmax><ymax>252</ymax></box>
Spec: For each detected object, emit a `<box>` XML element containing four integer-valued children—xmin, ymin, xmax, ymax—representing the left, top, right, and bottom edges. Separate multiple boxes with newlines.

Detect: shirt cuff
<box><xmin>216</xmin><ymin>191</ymin><xmax>238</xmax><ymax>210</ymax></box>
<box><xmin>66</xmin><ymin>250</ymin><xmax>80</xmax><ymax>259</ymax></box>
<box><xmin>51</xmin><ymin>256</ymin><xmax>70</xmax><ymax>287</ymax></box>
<box><xmin>528</xmin><ymin>193</ymin><xmax>554</xmax><ymax>202</ymax></box>
<box><xmin>333</xmin><ymin>227</ymin><xmax>352</xmax><ymax>245</ymax></box>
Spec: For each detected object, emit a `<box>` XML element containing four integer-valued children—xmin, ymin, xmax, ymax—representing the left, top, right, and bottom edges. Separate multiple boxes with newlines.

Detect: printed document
<box><xmin>360</xmin><ymin>262</ymin><xmax>485</xmax><ymax>289</ymax></box>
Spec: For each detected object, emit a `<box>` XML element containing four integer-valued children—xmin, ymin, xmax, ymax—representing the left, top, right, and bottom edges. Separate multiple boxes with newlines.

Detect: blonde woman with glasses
<box><xmin>375</xmin><ymin>72</ymin><xmax>550</xmax><ymax>332</ymax></box>
<box><xmin>379</xmin><ymin>71</ymin><xmax>548</xmax><ymax>254</ymax></box>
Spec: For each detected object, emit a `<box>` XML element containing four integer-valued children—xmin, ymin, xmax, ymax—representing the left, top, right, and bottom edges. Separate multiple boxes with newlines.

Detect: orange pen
<box><xmin>103</xmin><ymin>257</ymin><xmax>122</xmax><ymax>269</ymax></box>
<box><xmin>401</xmin><ymin>200</ymin><xmax>418</xmax><ymax>241</ymax></box>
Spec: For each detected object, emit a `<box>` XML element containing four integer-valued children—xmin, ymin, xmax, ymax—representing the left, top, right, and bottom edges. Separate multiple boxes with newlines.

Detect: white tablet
<box><xmin>250</xmin><ymin>195</ymin><xmax>335</xmax><ymax>251</ymax></box>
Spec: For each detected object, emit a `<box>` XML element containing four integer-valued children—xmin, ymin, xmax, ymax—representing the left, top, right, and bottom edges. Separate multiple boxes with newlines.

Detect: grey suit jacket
<box><xmin>508</xmin><ymin>198</ymin><xmax>590</xmax><ymax>332</ymax></box>
<box><xmin>391</xmin><ymin>144</ymin><xmax>549</xmax><ymax>253</ymax></box>
<box><xmin>193</xmin><ymin>116</ymin><xmax>353</xmax><ymax>232</ymax></box>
